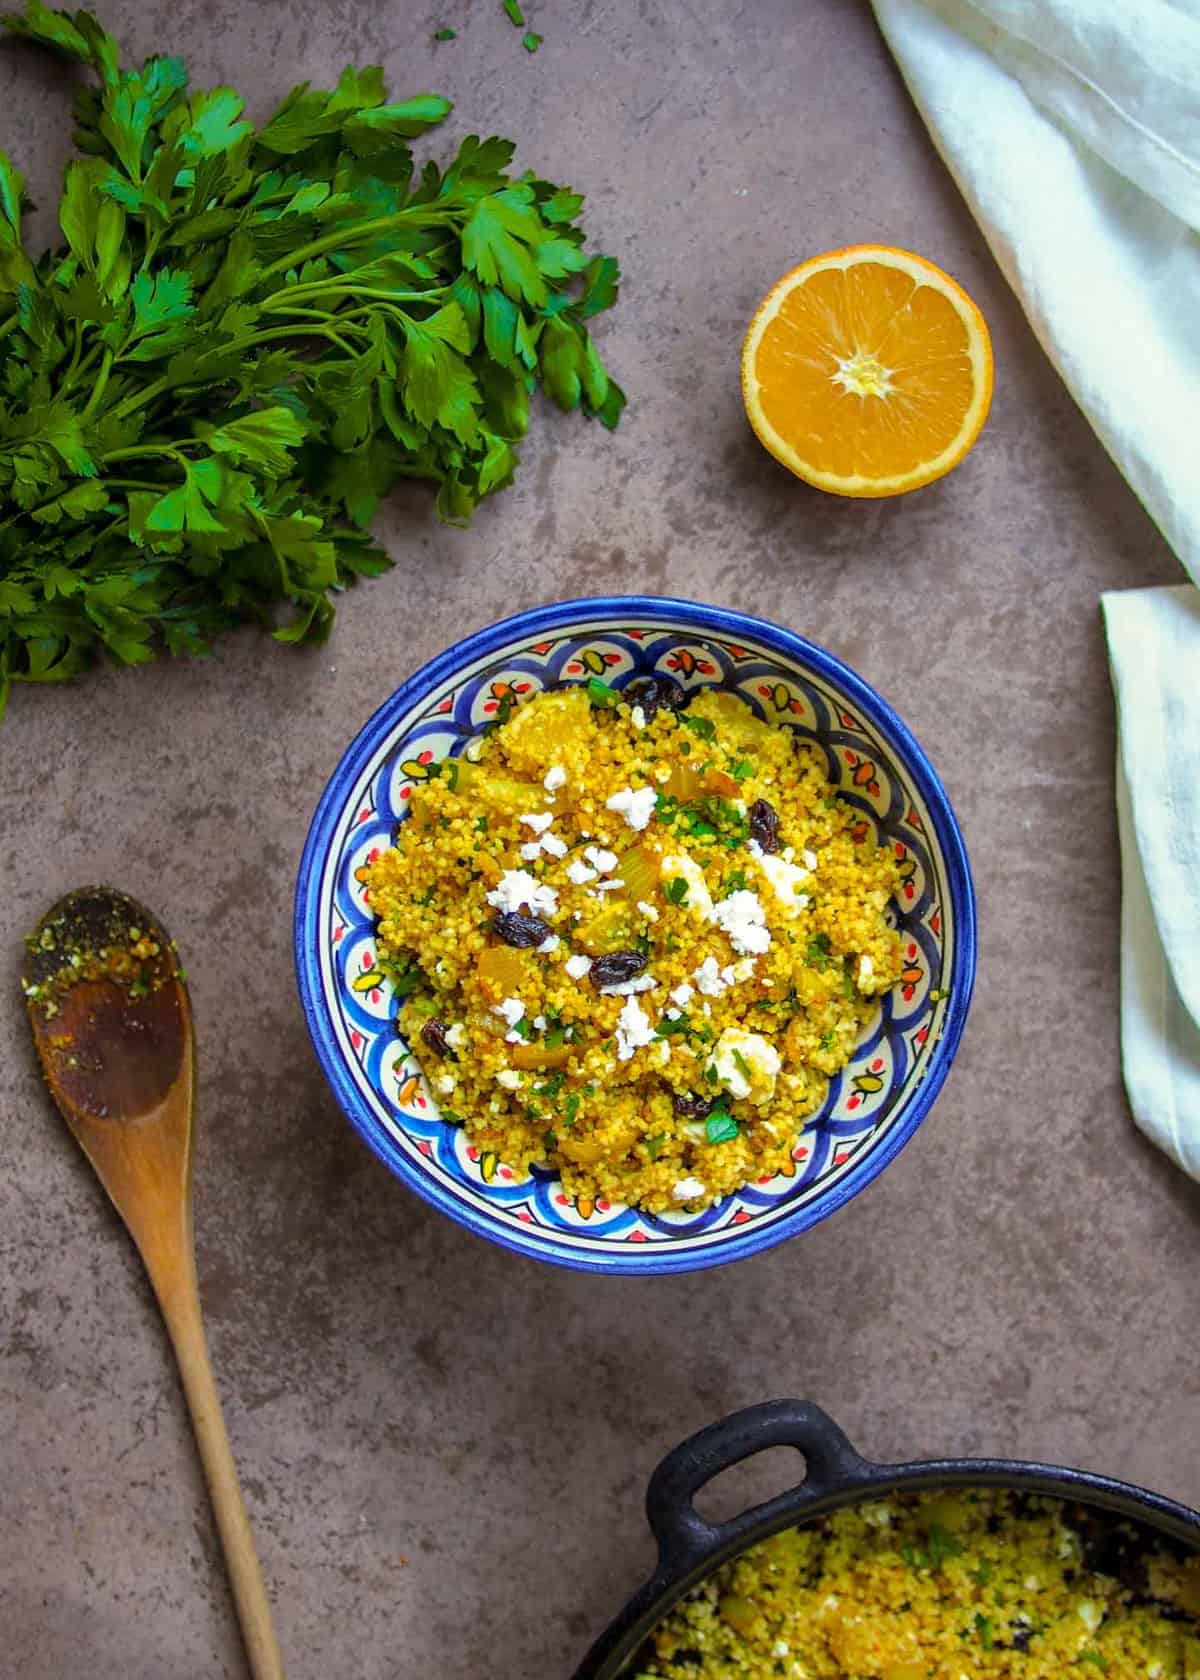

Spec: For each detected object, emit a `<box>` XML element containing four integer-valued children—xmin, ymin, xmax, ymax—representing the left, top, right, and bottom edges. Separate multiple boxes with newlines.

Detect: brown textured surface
<box><xmin>1</xmin><ymin>2</ymin><xmax>1197</xmax><ymax>1676</ymax></box>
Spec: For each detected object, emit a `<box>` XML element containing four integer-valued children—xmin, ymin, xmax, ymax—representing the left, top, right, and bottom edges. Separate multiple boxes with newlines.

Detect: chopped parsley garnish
<box><xmin>655</xmin><ymin>793</ymin><xmax>680</xmax><ymax>823</ymax></box>
<box><xmin>903</xmin><ymin>1524</ymin><xmax>964</xmax><ymax>1572</ymax></box>
<box><xmin>724</xmin><ymin>869</ymin><xmax>748</xmax><ymax>893</ymax></box>
<box><xmin>974</xmin><ymin>1614</ymin><xmax>994</xmax><ymax>1651</ymax></box>
<box><xmin>387</xmin><ymin>958</ymin><xmax>424</xmax><ymax>997</ymax></box>
<box><xmin>805</xmin><ymin>933</ymin><xmax>833</xmax><ymax>969</ymax></box>
<box><xmin>523</xmin><ymin>31</ymin><xmax>543</xmax><ymax>51</ymax></box>
<box><xmin>512</xmin><ymin>1015</ymin><xmax>534</xmax><ymax>1040</ymax></box>
<box><xmin>704</xmin><ymin>1063</ymin><xmax>720</xmax><ymax>1086</ymax></box>
<box><xmin>655</xmin><ymin>1014</ymin><xmax>691</xmax><ymax>1038</ymax></box>
<box><xmin>705</xmin><ymin>1110</ymin><xmax>738</xmax><ymax>1144</ymax></box>
<box><xmin>474</xmin><ymin>816</ymin><xmax>489</xmax><ymax>833</ymax></box>
<box><xmin>418</xmin><ymin>886</ymin><xmax>437</xmax><ymax>905</ymax></box>
<box><xmin>563</xmin><ymin>1092</ymin><xmax>580</xmax><ymax>1127</ymax></box>
<box><xmin>433</xmin><ymin>27</ymin><xmax>457</xmax><ymax>41</ymax></box>
<box><xmin>544</xmin><ymin>1024</ymin><xmax>567</xmax><ymax>1049</ymax></box>
<box><xmin>440</xmin><ymin>1108</ymin><xmax>462</xmax><ymax>1124</ymax></box>
<box><xmin>1078</xmin><ymin>1654</ymin><xmax>1108</xmax><ymax>1672</ymax></box>
<box><xmin>818</xmin><ymin>1030</ymin><xmax>836</xmax><ymax>1051</ymax></box>
<box><xmin>533</xmin><ymin>1073</ymin><xmax>565</xmax><ymax>1099</ymax></box>
<box><xmin>586</xmin><ymin>677</ymin><xmax>619</xmax><ymax>708</ymax></box>
<box><xmin>974</xmin><ymin>1560</ymin><xmax>992</xmax><ymax>1586</ymax></box>
<box><xmin>645</xmin><ymin>1133</ymin><xmax>667</xmax><ymax>1159</ymax></box>
<box><xmin>502</xmin><ymin>0</ymin><xmax>525</xmax><ymax>23</ymax></box>
<box><xmin>842</xmin><ymin>970</ymin><xmax>856</xmax><ymax>1000</ymax></box>
<box><xmin>730</xmin><ymin>759</ymin><xmax>754</xmax><ymax>782</ymax></box>
<box><xmin>664</xmin><ymin>876</ymin><xmax>690</xmax><ymax>907</ymax></box>
<box><xmin>731</xmin><ymin>1048</ymin><xmax>752</xmax><ymax>1082</ymax></box>
<box><xmin>680</xmin><ymin>713</ymin><xmax>716</xmax><ymax>743</ymax></box>
<box><xmin>542</xmin><ymin>1129</ymin><xmax>557</xmax><ymax>1153</ymax></box>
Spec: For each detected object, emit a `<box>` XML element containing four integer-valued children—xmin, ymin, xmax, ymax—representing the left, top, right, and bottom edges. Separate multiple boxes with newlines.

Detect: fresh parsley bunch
<box><xmin>0</xmin><ymin>3</ymin><xmax>623</xmax><ymax>715</ymax></box>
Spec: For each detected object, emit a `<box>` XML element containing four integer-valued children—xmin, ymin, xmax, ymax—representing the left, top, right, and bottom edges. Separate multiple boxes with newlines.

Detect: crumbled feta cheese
<box><xmin>495</xmin><ymin>1069</ymin><xmax>521</xmax><ymax>1091</ymax></box>
<box><xmin>594</xmin><ymin>879</ymin><xmax>624</xmax><ymax>892</ymax></box>
<box><xmin>692</xmin><ymin>956</ymin><xmax>727</xmax><ymax>995</ymax></box>
<box><xmin>857</xmin><ymin>953</ymin><xmax>874</xmax><ymax>984</ymax></box>
<box><xmin>753</xmin><ymin>849</ymin><xmax>812</xmax><ymax>917</ymax></box>
<box><xmin>731</xmin><ymin>957</ymin><xmax>757</xmax><ymax>983</ymax></box>
<box><xmin>615</xmin><ymin>994</ymin><xmax>656</xmax><ymax>1060</ymax></box>
<box><xmin>486</xmin><ymin>870</ymin><xmax>559</xmax><ymax>918</ymax></box>
<box><xmin>538</xmin><ymin>934</ymin><xmax>560</xmax><ymax>954</ymax></box>
<box><xmin>803</xmin><ymin>848</ymin><xmax>819</xmax><ymax>871</ymax></box>
<box><xmin>720</xmin><ymin>965</ymin><xmax>737</xmax><ymax>986</ymax></box>
<box><xmin>665</xmin><ymin>1007</ymin><xmax>681</xmax><ymax>1021</ymax></box>
<box><xmin>540</xmin><ymin>832</ymin><xmax>568</xmax><ymax>859</ymax></box>
<box><xmin>662</xmin><ymin>853</ymin><xmax>715</xmax><ymax>919</ymax></box>
<box><xmin>465</xmin><ymin>738</ymin><xmax>484</xmax><ymax>762</ymax></box>
<box><xmin>494</xmin><ymin>996</ymin><xmax>525</xmax><ymax>1027</ymax></box>
<box><xmin>712</xmin><ymin>889</ymin><xmax>771</xmax><ymax>955</ymax></box>
<box><xmin>564</xmin><ymin>953</ymin><xmax>593</xmax><ymax>979</ymax></box>
<box><xmin>600</xmin><ymin>974</ymin><xmax>657</xmax><ymax>997</ymax></box>
<box><xmin>630</xmin><ymin>704</ymin><xmax>647</xmax><ymax>730</ymax></box>
<box><xmin>566</xmin><ymin>858</ymin><xmax>598</xmax><ymax>886</ymax></box>
<box><xmin>655</xmin><ymin>1038</ymin><xmax>671</xmax><ymax>1066</ymax></box>
<box><xmin>605</xmin><ymin>785</ymin><xmax>657</xmax><ymax>831</ymax></box>
<box><xmin>1078</xmin><ymin>1601</ymin><xmax>1103</xmax><ymax>1633</ymax></box>
<box><xmin>670</xmin><ymin>982</ymin><xmax>695</xmax><ymax>1007</ymax></box>
<box><xmin>773</xmin><ymin>1643</ymin><xmax>790</xmax><ymax>1659</ymax></box>
<box><xmin>435</xmin><ymin>1074</ymin><xmax>457</xmax><ymax>1095</ymax></box>
<box><xmin>543</xmin><ymin>764</ymin><xmax>567</xmax><ymax>792</ymax></box>
<box><xmin>519</xmin><ymin>841</ymin><xmax>544</xmax><ymax>862</ymax></box>
<box><xmin>533</xmin><ymin>1015</ymin><xmax>547</xmax><ymax>1029</ymax></box>
<box><xmin>654</xmin><ymin>765</ymin><xmax>672</xmax><ymax>783</ymax></box>
<box><xmin>706</xmin><ymin>1025</ymin><xmax>781</xmax><ymax>1103</ymax></box>
<box><xmin>636</xmin><ymin>899</ymin><xmax>660</xmax><ymax>922</ymax></box>
<box><xmin>672</xmin><ymin>1177</ymin><xmax>707</xmax><ymax>1202</ymax></box>
<box><xmin>584</xmin><ymin>844</ymin><xmax>618</xmax><ymax>874</ymax></box>
<box><xmin>519</xmin><ymin>811</ymin><xmax>554</xmax><ymax>833</ymax></box>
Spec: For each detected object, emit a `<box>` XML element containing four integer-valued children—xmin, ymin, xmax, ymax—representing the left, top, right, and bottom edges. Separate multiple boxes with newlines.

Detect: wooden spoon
<box><xmin>23</xmin><ymin>886</ymin><xmax>285</xmax><ymax>1680</ymax></box>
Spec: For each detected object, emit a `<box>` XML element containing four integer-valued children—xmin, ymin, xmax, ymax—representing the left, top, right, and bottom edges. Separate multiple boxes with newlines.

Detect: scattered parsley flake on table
<box><xmin>523</xmin><ymin>32</ymin><xmax>543</xmax><ymax>53</ymax></box>
<box><xmin>433</xmin><ymin>27</ymin><xmax>457</xmax><ymax>41</ymax></box>
<box><xmin>0</xmin><ymin>3</ymin><xmax>622</xmax><ymax>716</ymax></box>
<box><xmin>502</xmin><ymin>0</ymin><xmax>526</xmax><ymax>24</ymax></box>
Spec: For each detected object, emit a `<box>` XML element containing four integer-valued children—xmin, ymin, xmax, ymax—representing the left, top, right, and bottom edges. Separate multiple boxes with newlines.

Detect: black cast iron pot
<box><xmin>574</xmin><ymin>1399</ymin><xmax>1200</xmax><ymax>1679</ymax></box>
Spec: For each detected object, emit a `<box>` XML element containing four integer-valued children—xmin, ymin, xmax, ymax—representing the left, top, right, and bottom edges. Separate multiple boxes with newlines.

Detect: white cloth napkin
<box><xmin>870</xmin><ymin>0</ymin><xmax>1200</xmax><ymax>1176</ymax></box>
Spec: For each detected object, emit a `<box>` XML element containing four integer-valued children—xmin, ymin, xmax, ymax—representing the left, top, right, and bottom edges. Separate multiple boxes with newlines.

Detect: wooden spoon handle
<box><xmin>150</xmin><ymin>1244</ymin><xmax>286</xmax><ymax>1680</ymax></box>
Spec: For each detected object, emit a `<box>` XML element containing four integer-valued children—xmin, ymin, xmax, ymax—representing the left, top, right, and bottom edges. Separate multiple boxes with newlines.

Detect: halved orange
<box><xmin>741</xmin><ymin>245</ymin><xmax>993</xmax><ymax>498</ymax></box>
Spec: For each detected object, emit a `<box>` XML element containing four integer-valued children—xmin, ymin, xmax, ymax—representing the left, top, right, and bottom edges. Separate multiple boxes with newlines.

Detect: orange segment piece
<box><xmin>742</xmin><ymin>245</ymin><xmax>993</xmax><ymax>498</ymax></box>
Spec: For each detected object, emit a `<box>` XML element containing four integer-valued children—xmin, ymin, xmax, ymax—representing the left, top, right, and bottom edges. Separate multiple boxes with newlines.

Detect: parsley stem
<box><xmin>80</xmin><ymin>348</ymin><xmax>114</xmax><ymax>423</ymax></box>
<box><xmin>254</xmin><ymin>209</ymin><xmax>461</xmax><ymax>282</ymax></box>
<box><xmin>103</xmin><ymin>444</ymin><xmax>190</xmax><ymax>469</ymax></box>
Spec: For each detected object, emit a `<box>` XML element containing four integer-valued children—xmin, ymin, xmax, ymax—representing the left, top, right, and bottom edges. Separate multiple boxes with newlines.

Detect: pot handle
<box><xmin>646</xmin><ymin>1399</ymin><xmax>877</xmax><ymax>1575</ymax></box>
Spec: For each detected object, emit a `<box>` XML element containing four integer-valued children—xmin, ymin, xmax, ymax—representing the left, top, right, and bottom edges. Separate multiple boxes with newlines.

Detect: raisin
<box><xmin>627</xmin><ymin>676</ymin><xmax>686</xmax><ymax>721</ymax></box>
<box><xmin>1007</xmin><ymin>1625</ymin><xmax>1034</xmax><ymax>1653</ymax></box>
<box><xmin>420</xmin><ymin>1018</ymin><xmax>452</xmax><ymax>1059</ymax></box>
<box><xmin>493</xmin><ymin>911</ymin><xmax>553</xmax><ymax>948</ymax></box>
<box><xmin>671</xmin><ymin>1091</ymin><xmax>715</xmax><ymax>1119</ymax></box>
<box><xmin>590</xmin><ymin>950</ymin><xmax>647</xmax><ymax>989</ymax></box>
<box><xmin>749</xmin><ymin>797</ymin><xmax>781</xmax><ymax>853</ymax></box>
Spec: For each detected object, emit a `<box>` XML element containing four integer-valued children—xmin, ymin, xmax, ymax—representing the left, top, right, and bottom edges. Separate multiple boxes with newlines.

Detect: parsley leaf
<box><xmin>664</xmin><ymin>876</ymin><xmax>689</xmax><ymax>907</ymax></box>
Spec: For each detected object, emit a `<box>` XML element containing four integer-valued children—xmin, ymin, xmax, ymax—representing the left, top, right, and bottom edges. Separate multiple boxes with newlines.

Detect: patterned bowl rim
<box><xmin>294</xmin><ymin>594</ymin><xmax>977</xmax><ymax>1274</ymax></box>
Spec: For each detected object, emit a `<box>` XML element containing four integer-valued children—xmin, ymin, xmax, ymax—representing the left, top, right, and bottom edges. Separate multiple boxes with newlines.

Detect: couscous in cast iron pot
<box><xmin>573</xmin><ymin>1400</ymin><xmax>1200</xmax><ymax>1678</ymax></box>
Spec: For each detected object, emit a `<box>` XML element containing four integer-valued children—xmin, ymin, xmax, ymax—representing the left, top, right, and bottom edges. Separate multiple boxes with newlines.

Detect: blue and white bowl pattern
<box><xmin>296</xmin><ymin>598</ymin><xmax>975</xmax><ymax>1273</ymax></box>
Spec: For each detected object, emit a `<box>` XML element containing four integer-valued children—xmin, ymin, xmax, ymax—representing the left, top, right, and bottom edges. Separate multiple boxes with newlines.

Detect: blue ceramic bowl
<box><xmin>295</xmin><ymin>596</ymin><xmax>975</xmax><ymax>1273</ymax></box>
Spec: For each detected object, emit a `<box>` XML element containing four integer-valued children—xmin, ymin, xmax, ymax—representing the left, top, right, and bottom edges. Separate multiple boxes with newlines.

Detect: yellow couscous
<box><xmin>636</xmin><ymin>1489</ymin><xmax>1200</xmax><ymax>1679</ymax></box>
<box><xmin>364</xmin><ymin>678</ymin><xmax>902</xmax><ymax>1211</ymax></box>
